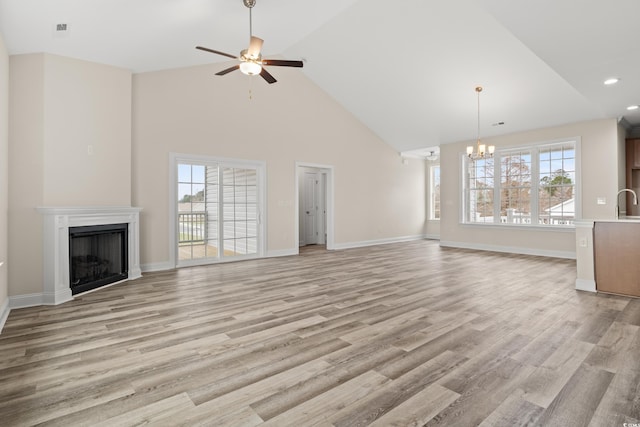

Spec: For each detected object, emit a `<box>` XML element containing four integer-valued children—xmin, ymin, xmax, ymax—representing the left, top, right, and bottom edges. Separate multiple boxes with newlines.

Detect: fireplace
<box><xmin>37</xmin><ymin>206</ymin><xmax>142</xmax><ymax>305</ymax></box>
<box><xmin>69</xmin><ymin>223</ymin><xmax>128</xmax><ymax>294</ymax></box>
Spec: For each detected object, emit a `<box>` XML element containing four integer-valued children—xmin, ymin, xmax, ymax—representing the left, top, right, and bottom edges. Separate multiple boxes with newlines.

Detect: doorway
<box><xmin>296</xmin><ymin>163</ymin><xmax>334</xmax><ymax>252</ymax></box>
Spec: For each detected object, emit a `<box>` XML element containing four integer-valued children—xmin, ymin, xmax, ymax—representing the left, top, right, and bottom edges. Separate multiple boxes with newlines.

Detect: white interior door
<box><xmin>303</xmin><ymin>172</ymin><xmax>319</xmax><ymax>245</ymax></box>
<box><xmin>296</xmin><ymin>163</ymin><xmax>334</xmax><ymax>251</ymax></box>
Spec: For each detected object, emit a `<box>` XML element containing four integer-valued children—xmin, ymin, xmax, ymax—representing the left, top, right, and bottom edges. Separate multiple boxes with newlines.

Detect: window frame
<box><xmin>429</xmin><ymin>164</ymin><xmax>441</xmax><ymax>220</ymax></box>
<box><xmin>461</xmin><ymin>138</ymin><xmax>580</xmax><ymax>229</ymax></box>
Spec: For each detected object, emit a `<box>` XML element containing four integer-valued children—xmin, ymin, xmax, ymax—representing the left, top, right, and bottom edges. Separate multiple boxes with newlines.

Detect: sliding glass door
<box><xmin>222</xmin><ymin>167</ymin><xmax>259</xmax><ymax>258</ymax></box>
<box><xmin>172</xmin><ymin>154</ymin><xmax>265</xmax><ymax>267</ymax></box>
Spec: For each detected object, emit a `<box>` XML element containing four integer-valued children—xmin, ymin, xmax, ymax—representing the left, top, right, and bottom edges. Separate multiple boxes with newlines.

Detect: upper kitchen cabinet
<box><xmin>625</xmin><ymin>139</ymin><xmax>640</xmax><ymax>216</ymax></box>
<box><xmin>627</xmin><ymin>139</ymin><xmax>640</xmax><ymax>168</ymax></box>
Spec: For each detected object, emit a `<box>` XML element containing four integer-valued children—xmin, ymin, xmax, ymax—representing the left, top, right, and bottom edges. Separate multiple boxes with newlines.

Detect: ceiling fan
<box><xmin>196</xmin><ymin>0</ymin><xmax>303</xmax><ymax>84</ymax></box>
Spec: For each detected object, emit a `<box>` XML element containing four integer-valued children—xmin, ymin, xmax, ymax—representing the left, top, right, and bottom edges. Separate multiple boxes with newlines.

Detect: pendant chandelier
<box><xmin>426</xmin><ymin>150</ymin><xmax>438</xmax><ymax>161</ymax></box>
<box><xmin>467</xmin><ymin>86</ymin><xmax>495</xmax><ymax>160</ymax></box>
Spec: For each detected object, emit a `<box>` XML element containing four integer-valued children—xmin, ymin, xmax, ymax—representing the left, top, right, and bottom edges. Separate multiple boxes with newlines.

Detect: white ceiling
<box><xmin>1</xmin><ymin>0</ymin><xmax>639</xmax><ymax>152</ymax></box>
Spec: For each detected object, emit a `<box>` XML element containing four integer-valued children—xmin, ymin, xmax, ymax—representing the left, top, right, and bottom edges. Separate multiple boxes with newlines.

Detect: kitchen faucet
<box><xmin>616</xmin><ymin>188</ymin><xmax>638</xmax><ymax>219</ymax></box>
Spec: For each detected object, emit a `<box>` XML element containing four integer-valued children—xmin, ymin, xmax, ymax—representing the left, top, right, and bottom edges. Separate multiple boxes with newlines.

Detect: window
<box><xmin>463</xmin><ymin>140</ymin><xmax>577</xmax><ymax>226</ymax></box>
<box><xmin>467</xmin><ymin>157</ymin><xmax>495</xmax><ymax>223</ymax></box>
<box><xmin>500</xmin><ymin>149</ymin><xmax>532</xmax><ymax>224</ymax></box>
<box><xmin>538</xmin><ymin>143</ymin><xmax>576</xmax><ymax>225</ymax></box>
<box><xmin>171</xmin><ymin>154</ymin><xmax>265</xmax><ymax>267</ymax></box>
<box><xmin>430</xmin><ymin>165</ymin><xmax>441</xmax><ymax>220</ymax></box>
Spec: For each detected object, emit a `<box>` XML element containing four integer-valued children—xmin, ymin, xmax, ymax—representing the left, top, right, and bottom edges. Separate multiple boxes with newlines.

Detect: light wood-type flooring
<box><xmin>1</xmin><ymin>240</ymin><xmax>640</xmax><ymax>426</ymax></box>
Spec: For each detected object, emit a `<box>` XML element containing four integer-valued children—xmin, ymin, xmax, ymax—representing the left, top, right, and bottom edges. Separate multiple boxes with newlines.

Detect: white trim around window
<box><xmin>461</xmin><ymin>137</ymin><xmax>581</xmax><ymax>228</ymax></box>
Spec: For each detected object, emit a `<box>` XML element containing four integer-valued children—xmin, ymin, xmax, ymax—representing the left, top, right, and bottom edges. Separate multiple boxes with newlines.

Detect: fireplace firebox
<box><xmin>69</xmin><ymin>223</ymin><xmax>128</xmax><ymax>295</ymax></box>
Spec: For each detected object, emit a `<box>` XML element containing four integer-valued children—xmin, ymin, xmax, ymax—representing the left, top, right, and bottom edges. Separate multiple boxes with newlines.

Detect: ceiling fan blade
<box><xmin>247</xmin><ymin>36</ymin><xmax>264</xmax><ymax>58</ymax></box>
<box><xmin>196</xmin><ymin>46</ymin><xmax>238</xmax><ymax>60</ymax></box>
<box><xmin>216</xmin><ymin>65</ymin><xmax>240</xmax><ymax>76</ymax></box>
<box><xmin>262</xmin><ymin>59</ymin><xmax>304</xmax><ymax>68</ymax></box>
<box><xmin>259</xmin><ymin>67</ymin><xmax>277</xmax><ymax>84</ymax></box>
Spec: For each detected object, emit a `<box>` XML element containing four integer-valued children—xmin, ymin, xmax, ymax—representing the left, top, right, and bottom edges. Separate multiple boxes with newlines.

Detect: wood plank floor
<box><xmin>1</xmin><ymin>240</ymin><xmax>639</xmax><ymax>426</ymax></box>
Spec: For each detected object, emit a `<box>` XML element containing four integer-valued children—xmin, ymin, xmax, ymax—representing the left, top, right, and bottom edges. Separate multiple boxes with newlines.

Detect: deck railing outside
<box><xmin>179</xmin><ymin>212</ymin><xmax>206</xmax><ymax>244</ymax></box>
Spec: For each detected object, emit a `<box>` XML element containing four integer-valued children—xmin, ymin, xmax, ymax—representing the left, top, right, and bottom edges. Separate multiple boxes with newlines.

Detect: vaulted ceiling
<box><xmin>1</xmin><ymin>0</ymin><xmax>639</xmax><ymax>153</ymax></box>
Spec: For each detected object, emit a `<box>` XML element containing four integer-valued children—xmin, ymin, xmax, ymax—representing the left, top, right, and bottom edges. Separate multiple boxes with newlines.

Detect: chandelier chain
<box><xmin>467</xmin><ymin>86</ymin><xmax>494</xmax><ymax>160</ymax></box>
<box><xmin>476</xmin><ymin>86</ymin><xmax>482</xmax><ymax>144</ymax></box>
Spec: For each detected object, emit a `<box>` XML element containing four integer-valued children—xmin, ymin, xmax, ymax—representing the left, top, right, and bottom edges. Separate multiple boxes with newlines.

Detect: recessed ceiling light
<box><xmin>604</xmin><ymin>78</ymin><xmax>620</xmax><ymax>85</ymax></box>
<box><xmin>627</xmin><ymin>105</ymin><xmax>639</xmax><ymax>111</ymax></box>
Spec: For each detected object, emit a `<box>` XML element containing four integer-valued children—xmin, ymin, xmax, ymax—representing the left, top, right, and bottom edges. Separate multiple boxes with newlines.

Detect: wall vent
<box><xmin>52</xmin><ymin>23</ymin><xmax>70</xmax><ymax>38</ymax></box>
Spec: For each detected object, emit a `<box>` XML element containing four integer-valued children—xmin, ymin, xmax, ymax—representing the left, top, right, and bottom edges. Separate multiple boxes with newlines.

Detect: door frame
<box><xmin>295</xmin><ymin>162</ymin><xmax>335</xmax><ymax>253</ymax></box>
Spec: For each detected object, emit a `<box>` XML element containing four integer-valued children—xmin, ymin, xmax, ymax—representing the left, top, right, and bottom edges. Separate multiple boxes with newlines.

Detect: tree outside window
<box><xmin>464</xmin><ymin>141</ymin><xmax>576</xmax><ymax>226</ymax></box>
<box><xmin>500</xmin><ymin>151</ymin><xmax>532</xmax><ymax>224</ymax></box>
<box><xmin>538</xmin><ymin>143</ymin><xmax>575</xmax><ymax>224</ymax></box>
<box><xmin>467</xmin><ymin>158</ymin><xmax>495</xmax><ymax>222</ymax></box>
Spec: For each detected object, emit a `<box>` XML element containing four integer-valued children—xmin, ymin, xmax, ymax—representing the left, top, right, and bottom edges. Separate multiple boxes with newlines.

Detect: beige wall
<box><xmin>8</xmin><ymin>55</ymin><xmax>44</xmax><ymax>298</ymax></box>
<box><xmin>42</xmin><ymin>54</ymin><xmax>132</xmax><ymax>205</ymax></box>
<box><xmin>8</xmin><ymin>53</ymin><xmax>132</xmax><ymax>297</ymax></box>
<box><xmin>0</xmin><ymin>34</ymin><xmax>8</xmax><ymax>316</ymax></box>
<box><xmin>132</xmin><ymin>65</ymin><xmax>427</xmax><ymax>267</ymax></box>
<box><xmin>440</xmin><ymin>118</ymin><xmax>619</xmax><ymax>257</ymax></box>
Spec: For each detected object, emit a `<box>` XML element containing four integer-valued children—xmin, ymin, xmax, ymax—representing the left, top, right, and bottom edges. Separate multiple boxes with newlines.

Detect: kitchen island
<box><xmin>594</xmin><ymin>220</ymin><xmax>640</xmax><ymax>297</ymax></box>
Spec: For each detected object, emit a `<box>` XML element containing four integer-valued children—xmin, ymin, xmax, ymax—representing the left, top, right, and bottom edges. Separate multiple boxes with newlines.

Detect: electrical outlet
<box><xmin>597</xmin><ymin>197</ymin><xmax>606</xmax><ymax>205</ymax></box>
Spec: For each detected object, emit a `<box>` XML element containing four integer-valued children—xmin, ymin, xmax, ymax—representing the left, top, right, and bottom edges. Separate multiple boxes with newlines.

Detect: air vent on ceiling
<box><xmin>52</xmin><ymin>23</ymin><xmax>70</xmax><ymax>38</ymax></box>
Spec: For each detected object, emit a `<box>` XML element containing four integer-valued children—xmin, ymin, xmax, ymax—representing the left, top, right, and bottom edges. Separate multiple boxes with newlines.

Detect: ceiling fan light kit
<box><xmin>239</xmin><ymin>60</ymin><xmax>262</xmax><ymax>76</ymax></box>
<box><xmin>195</xmin><ymin>0</ymin><xmax>303</xmax><ymax>84</ymax></box>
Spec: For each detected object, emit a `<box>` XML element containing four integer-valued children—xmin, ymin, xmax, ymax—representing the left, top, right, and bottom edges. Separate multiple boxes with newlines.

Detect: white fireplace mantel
<box><xmin>36</xmin><ymin>206</ymin><xmax>143</xmax><ymax>305</ymax></box>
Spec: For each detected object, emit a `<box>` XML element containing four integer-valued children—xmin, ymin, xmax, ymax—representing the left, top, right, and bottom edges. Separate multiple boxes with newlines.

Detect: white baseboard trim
<box><xmin>8</xmin><ymin>275</ymin><xmax>147</xmax><ymax>313</ymax></box>
<box><xmin>267</xmin><ymin>249</ymin><xmax>298</xmax><ymax>258</ymax></box>
<box><xmin>424</xmin><ymin>234</ymin><xmax>440</xmax><ymax>240</ymax></box>
<box><xmin>333</xmin><ymin>234</ymin><xmax>428</xmax><ymax>250</ymax></box>
<box><xmin>42</xmin><ymin>289</ymin><xmax>74</xmax><ymax>306</ymax></box>
<box><xmin>439</xmin><ymin>240</ymin><xmax>576</xmax><ymax>259</ymax></box>
<box><xmin>129</xmin><ymin>269</ymin><xmax>143</xmax><ymax>281</ymax></box>
<box><xmin>141</xmin><ymin>261</ymin><xmax>175</xmax><ymax>273</ymax></box>
<box><xmin>9</xmin><ymin>293</ymin><xmax>45</xmax><ymax>309</ymax></box>
<box><xmin>142</xmin><ymin>238</ymin><xmax>428</xmax><ymax>270</ymax></box>
<box><xmin>575</xmin><ymin>279</ymin><xmax>597</xmax><ymax>293</ymax></box>
<box><xmin>0</xmin><ymin>298</ymin><xmax>9</xmax><ymax>335</ymax></box>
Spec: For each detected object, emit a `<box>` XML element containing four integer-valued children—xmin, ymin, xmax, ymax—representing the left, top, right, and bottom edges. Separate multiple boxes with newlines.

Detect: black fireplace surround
<box><xmin>69</xmin><ymin>223</ymin><xmax>128</xmax><ymax>295</ymax></box>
